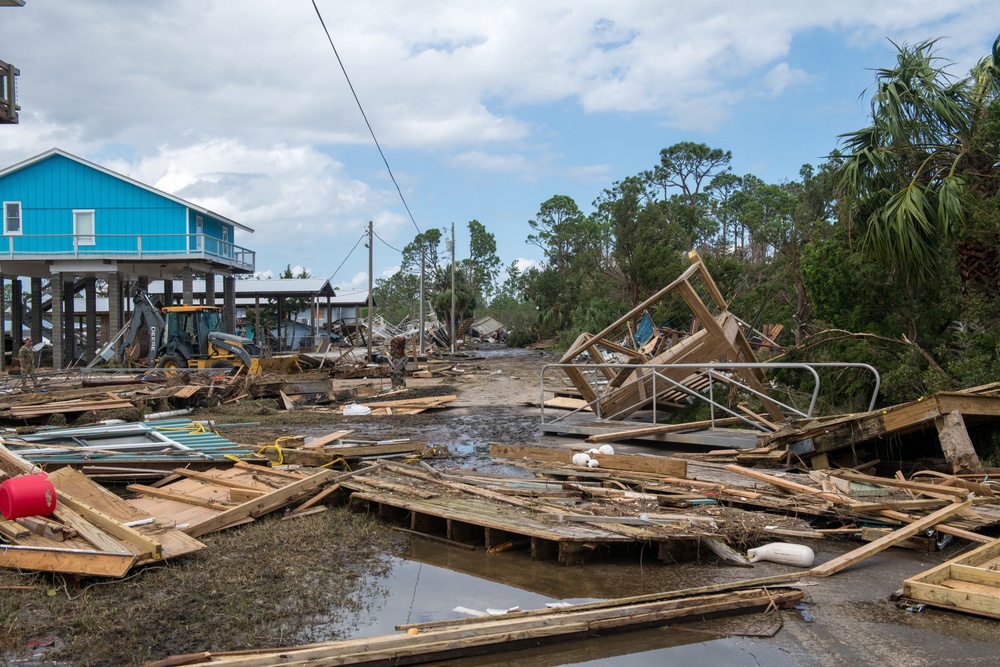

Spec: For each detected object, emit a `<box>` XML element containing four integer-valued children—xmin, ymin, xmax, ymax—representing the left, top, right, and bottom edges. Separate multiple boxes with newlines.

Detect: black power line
<box><xmin>310</xmin><ymin>0</ymin><xmax>421</xmax><ymax>236</ymax></box>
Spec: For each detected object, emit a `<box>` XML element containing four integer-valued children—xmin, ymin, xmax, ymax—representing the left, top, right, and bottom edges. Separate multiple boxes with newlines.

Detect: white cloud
<box><xmin>512</xmin><ymin>257</ymin><xmax>541</xmax><ymax>273</ymax></box>
<box><xmin>762</xmin><ymin>63</ymin><xmax>811</xmax><ymax>96</ymax></box>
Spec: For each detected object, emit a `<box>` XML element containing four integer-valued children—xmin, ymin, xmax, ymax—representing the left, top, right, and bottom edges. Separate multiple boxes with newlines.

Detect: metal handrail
<box><xmin>540</xmin><ymin>361</ymin><xmax>880</xmax><ymax>431</ymax></box>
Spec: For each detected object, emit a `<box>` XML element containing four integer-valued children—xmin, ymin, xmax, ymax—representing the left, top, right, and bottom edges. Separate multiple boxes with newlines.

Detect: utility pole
<box><xmin>367</xmin><ymin>220</ymin><xmax>373</xmax><ymax>363</ymax></box>
<box><xmin>450</xmin><ymin>222</ymin><xmax>456</xmax><ymax>355</ymax></box>
<box><xmin>418</xmin><ymin>244</ymin><xmax>425</xmax><ymax>355</ymax></box>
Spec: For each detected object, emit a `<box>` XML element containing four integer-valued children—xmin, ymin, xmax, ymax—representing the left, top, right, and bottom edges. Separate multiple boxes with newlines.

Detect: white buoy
<box><xmin>598</xmin><ymin>444</ymin><xmax>615</xmax><ymax>455</ymax></box>
<box><xmin>587</xmin><ymin>459</ymin><xmax>600</xmax><ymax>468</ymax></box>
<box><xmin>571</xmin><ymin>453</ymin><xmax>591</xmax><ymax>466</ymax></box>
<box><xmin>746</xmin><ymin>542</ymin><xmax>815</xmax><ymax>567</ymax></box>
<box><xmin>587</xmin><ymin>448</ymin><xmax>601</xmax><ymax>455</ymax></box>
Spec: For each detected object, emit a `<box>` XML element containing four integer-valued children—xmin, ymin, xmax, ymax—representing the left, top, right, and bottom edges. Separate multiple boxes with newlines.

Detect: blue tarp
<box><xmin>633</xmin><ymin>311</ymin><xmax>654</xmax><ymax>346</ymax></box>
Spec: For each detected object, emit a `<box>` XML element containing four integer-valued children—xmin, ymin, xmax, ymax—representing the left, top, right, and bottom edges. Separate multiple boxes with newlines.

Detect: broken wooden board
<box><xmin>6</xmin><ymin>397</ymin><xmax>135</xmax><ymax>418</ymax></box>
<box><xmin>257</xmin><ymin>442</ymin><xmax>422</xmax><ymax>467</ymax></box>
<box><xmin>124</xmin><ymin>465</ymin><xmax>318</xmax><ymax>537</ymax></box>
<box><xmin>810</xmin><ymin>500</ymin><xmax>973</xmax><ymax>577</ymax></box>
<box><xmin>490</xmin><ymin>444</ymin><xmax>687</xmax><ymax>477</ymax></box>
<box><xmin>0</xmin><ymin>464</ymin><xmax>204</xmax><ymax>577</ymax></box>
<box><xmin>764</xmin><ymin>389</ymin><xmax>1000</xmax><ymax>469</ymax></box>
<box><xmin>304</xmin><ymin>429</ymin><xmax>357</xmax><ymax>448</ymax></box>
<box><xmin>143</xmin><ymin>586</ymin><xmax>803</xmax><ymax>666</ymax></box>
<box><xmin>357</xmin><ymin>395</ymin><xmax>457</xmax><ymax>411</ymax></box>
<box><xmin>126</xmin><ymin>465</ymin><xmax>364</xmax><ymax>539</ymax></box>
<box><xmin>904</xmin><ymin>537</ymin><xmax>1000</xmax><ymax>618</ymax></box>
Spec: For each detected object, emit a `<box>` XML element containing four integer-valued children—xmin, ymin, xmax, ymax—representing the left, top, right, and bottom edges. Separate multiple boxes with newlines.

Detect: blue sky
<box><xmin>3</xmin><ymin>1</ymin><xmax>1000</xmax><ymax>291</ymax></box>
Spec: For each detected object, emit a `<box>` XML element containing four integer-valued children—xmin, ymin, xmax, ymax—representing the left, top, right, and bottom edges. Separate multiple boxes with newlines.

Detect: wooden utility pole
<box><xmin>450</xmin><ymin>222</ymin><xmax>456</xmax><ymax>355</ymax></box>
<box><xmin>418</xmin><ymin>244</ymin><xmax>425</xmax><ymax>354</ymax></box>
<box><xmin>367</xmin><ymin>220</ymin><xmax>373</xmax><ymax>363</ymax></box>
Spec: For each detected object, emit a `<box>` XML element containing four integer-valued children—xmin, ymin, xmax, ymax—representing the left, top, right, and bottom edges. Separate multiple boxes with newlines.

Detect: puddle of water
<box><xmin>329</xmin><ymin>543</ymin><xmax>799</xmax><ymax>667</ymax></box>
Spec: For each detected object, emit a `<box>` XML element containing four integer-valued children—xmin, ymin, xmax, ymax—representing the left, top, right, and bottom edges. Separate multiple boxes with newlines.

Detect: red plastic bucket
<box><xmin>0</xmin><ymin>473</ymin><xmax>57</xmax><ymax>520</ymax></box>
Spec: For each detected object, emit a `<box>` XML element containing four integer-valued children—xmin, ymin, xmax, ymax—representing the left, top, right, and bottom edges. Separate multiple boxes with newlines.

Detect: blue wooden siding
<box><xmin>189</xmin><ymin>212</ymin><xmax>234</xmax><ymax>258</ymax></box>
<box><xmin>0</xmin><ymin>154</ymin><xmax>196</xmax><ymax>255</ymax></box>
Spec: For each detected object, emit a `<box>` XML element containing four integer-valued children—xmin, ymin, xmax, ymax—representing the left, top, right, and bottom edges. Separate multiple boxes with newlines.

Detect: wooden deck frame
<box><xmin>557</xmin><ymin>250</ymin><xmax>783</xmax><ymax>422</ymax></box>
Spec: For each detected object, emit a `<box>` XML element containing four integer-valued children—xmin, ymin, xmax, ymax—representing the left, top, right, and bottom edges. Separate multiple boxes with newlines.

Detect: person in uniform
<box><xmin>18</xmin><ymin>337</ymin><xmax>35</xmax><ymax>375</ymax></box>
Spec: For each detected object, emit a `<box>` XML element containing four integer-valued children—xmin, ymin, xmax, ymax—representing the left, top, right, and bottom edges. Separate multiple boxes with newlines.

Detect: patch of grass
<box><xmin>0</xmin><ymin>508</ymin><xmax>407</xmax><ymax>667</ymax></box>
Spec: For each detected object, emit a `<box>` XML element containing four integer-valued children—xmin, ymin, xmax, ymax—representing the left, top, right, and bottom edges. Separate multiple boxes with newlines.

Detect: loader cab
<box><xmin>162</xmin><ymin>306</ymin><xmax>225</xmax><ymax>358</ymax></box>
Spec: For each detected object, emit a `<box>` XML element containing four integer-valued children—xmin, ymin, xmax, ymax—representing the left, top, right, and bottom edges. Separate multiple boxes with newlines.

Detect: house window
<box><xmin>73</xmin><ymin>210</ymin><xmax>95</xmax><ymax>246</ymax></box>
<box><xmin>3</xmin><ymin>201</ymin><xmax>21</xmax><ymax>235</ymax></box>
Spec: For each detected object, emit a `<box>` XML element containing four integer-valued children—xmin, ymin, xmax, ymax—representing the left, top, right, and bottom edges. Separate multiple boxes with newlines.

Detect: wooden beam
<box><xmin>810</xmin><ymin>500</ymin><xmax>973</xmax><ymax>577</ymax></box>
<box><xmin>127</xmin><ymin>483</ymin><xmax>237</xmax><ymax>509</ymax></box>
<box><xmin>0</xmin><ymin>545</ymin><xmax>137</xmax><ymax>578</ymax></box>
<box><xmin>724</xmin><ymin>464</ymin><xmax>856</xmax><ymax>506</ymax></box>
<box><xmin>935</xmin><ymin>410</ymin><xmax>985</xmax><ymax>474</ymax></box>
<box><xmin>169</xmin><ymin>469</ymin><xmax>264</xmax><ymax>490</ymax></box>
<box><xmin>583</xmin><ymin>416</ymin><xmax>750</xmax><ymax>443</ymax></box>
<box><xmin>55</xmin><ymin>493</ymin><xmax>163</xmax><ymax>560</ymax></box>
<box><xmin>491</xmin><ymin>444</ymin><xmax>686</xmax><ymax>477</ymax></box>
<box><xmin>182</xmin><ymin>467</ymin><xmax>366</xmax><ymax>538</ymax></box>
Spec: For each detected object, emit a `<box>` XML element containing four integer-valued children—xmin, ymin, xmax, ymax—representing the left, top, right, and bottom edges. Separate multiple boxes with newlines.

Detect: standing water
<box><xmin>322</xmin><ymin>539</ymin><xmax>800</xmax><ymax>667</ymax></box>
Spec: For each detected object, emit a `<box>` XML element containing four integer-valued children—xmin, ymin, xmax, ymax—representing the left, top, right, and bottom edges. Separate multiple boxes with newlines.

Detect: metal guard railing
<box><xmin>540</xmin><ymin>362</ymin><xmax>880</xmax><ymax>433</ymax></box>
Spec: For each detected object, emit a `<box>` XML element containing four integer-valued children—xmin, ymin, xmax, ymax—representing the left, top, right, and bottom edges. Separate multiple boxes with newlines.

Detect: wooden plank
<box><xmin>877</xmin><ymin>509</ymin><xmax>993</xmax><ymax>544</ymax></box>
<box><xmin>830</xmin><ymin>471</ymin><xmax>969</xmax><ymax>499</ymax></box>
<box><xmin>55</xmin><ymin>493</ymin><xmax>163</xmax><ymax>560</ymax></box>
<box><xmin>490</xmin><ymin>444</ymin><xmax>686</xmax><ymax>477</ymax></box>
<box><xmin>0</xmin><ymin>519</ymin><xmax>30</xmax><ymax>539</ymax></box>
<box><xmin>810</xmin><ymin>500</ymin><xmax>973</xmax><ymax>577</ymax></box>
<box><xmin>951</xmin><ymin>563</ymin><xmax>1000</xmax><ymax>587</ymax></box>
<box><xmin>304</xmin><ymin>430</ymin><xmax>357</xmax><ymax>448</ymax></box>
<box><xmin>0</xmin><ymin>545</ymin><xmax>137</xmax><ymax>578</ymax></box>
<box><xmin>583</xmin><ymin>417</ymin><xmax>748</xmax><ymax>443</ymax></box>
<box><xmin>171</xmin><ymin>385</ymin><xmax>203</xmax><ymax>399</ymax></box>
<box><xmin>229</xmin><ymin>488</ymin><xmax>266</xmax><ymax>502</ymax></box>
<box><xmin>169</xmin><ymin>469</ymin><xmax>264</xmax><ymax>490</ymax></box>
<box><xmin>724</xmin><ymin>464</ymin><xmax>856</xmax><ymax>506</ymax></box>
<box><xmin>127</xmin><ymin>483</ymin><xmax>236</xmax><ymax>509</ymax></box>
<box><xmin>183</xmin><ymin>468</ymin><xmax>343</xmax><ymax>538</ymax></box>
<box><xmin>51</xmin><ymin>506</ymin><xmax>130</xmax><ymax>555</ymax></box>
<box><xmin>144</xmin><ymin>587</ymin><xmax>802</xmax><ymax>667</ymax></box>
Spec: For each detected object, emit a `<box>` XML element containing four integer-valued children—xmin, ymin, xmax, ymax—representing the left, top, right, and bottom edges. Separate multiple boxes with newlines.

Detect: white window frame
<box><xmin>3</xmin><ymin>201</ymin><xmax>22</xmax><ymax>235</ymax></box>
<box><xmin>195</xmin><ymin>215</ymin><xmax>204</xmax><ymax>250</ymax></box>
<box><xmin>222</xmin><ymin>225</ymin><xmax>230</xmax><ymax>257</ymax></box>
<box><xmin>73</xmin><ymin>209</ymin><xmax>96</xmax><ymax>246</ymax></box>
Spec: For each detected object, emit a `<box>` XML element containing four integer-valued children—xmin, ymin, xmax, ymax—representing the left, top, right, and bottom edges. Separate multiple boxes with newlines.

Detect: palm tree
<box><xmin>836</xmin><ymin>35</ymin><xmax>1000</xmax><ymax>289</ymax></box>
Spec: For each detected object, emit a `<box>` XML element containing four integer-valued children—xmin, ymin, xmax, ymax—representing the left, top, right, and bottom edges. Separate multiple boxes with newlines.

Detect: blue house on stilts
<box><xmin>0</xmin><ymin>148</ymin><xmax>256</xmax><ymax>368</ymax></box>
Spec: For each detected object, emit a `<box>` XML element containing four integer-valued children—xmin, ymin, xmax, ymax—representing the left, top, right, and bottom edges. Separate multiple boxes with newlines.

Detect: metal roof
<box><xmin>10</xmin><ymin>418</ymin><xmax>262</xmax><ymax>470</ymax></box>
<box><xmin>147</xmin><ymin>277</ymin><xmax>335</xmax><ymax>299</ymax></box>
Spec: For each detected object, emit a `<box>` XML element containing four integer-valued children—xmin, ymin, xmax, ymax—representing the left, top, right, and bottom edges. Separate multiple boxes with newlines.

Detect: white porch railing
<box><xmin>0</xmin><ymin>233</ymin><xmax>254</xmax><ymax>271</ymax></box>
